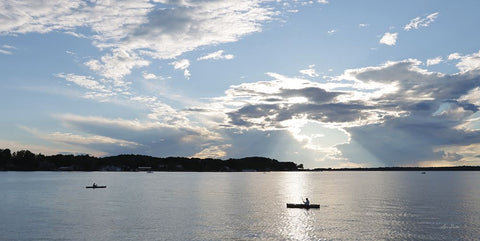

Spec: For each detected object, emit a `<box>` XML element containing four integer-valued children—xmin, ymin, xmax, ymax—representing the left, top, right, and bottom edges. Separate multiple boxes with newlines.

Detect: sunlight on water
<box><xmin>279</xmin><ymin>172</ymin><xmax>317</xmax><ymax>240</ymax></box>
<box><xmin>1</xmin><ymin>171</ymin><xmax>479</xmax><ymax>240</ymax></box>
<box><xmin>281</xmin><ymin>171</ymin><xmax>310</xmax><ymax>203</ymax></box>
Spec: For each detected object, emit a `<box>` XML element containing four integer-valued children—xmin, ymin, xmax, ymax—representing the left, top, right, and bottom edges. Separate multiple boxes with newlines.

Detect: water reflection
<box><xmin>1</xmin><ymin>171</ymin><xmax>479</xmax><ymax>240</ymax></box>
<box><xmin>278</xmin><ymin>172</ymin><xmax>320</xmax><ymax>240</ymax></box>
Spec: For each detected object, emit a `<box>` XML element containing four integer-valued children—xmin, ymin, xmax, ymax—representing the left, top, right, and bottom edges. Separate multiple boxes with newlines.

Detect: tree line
<box><xmin>0</xmin><ymin>149</ymin><xmax>302</xmax><ymax>172</ymax></box>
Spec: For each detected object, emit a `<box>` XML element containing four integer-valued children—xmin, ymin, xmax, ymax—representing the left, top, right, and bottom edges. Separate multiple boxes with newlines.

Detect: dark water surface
<box><xmin>1</xmin><ymin>171</ymin><xmax>479</xmax><ymax>240</ymax></box>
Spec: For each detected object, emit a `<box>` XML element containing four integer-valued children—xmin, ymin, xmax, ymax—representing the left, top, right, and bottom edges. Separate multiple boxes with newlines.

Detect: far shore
<box><xmin>310</xmin><ymin>166</ymin><xmax>480</xmax><ymax>171</ymax></box>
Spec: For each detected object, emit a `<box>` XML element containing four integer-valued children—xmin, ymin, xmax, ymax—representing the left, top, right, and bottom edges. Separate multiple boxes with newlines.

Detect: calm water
<box><xmin>1</xmin><ymin>171</ymin><xmax>479</xmax><ymax>240</ymax></box>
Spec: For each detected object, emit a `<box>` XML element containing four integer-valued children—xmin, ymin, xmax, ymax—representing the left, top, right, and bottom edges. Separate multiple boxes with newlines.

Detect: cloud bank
<box><xmin>202</xmin><ymin>56</ymin><xmax>480</xmax><ymax>167</ymax></box>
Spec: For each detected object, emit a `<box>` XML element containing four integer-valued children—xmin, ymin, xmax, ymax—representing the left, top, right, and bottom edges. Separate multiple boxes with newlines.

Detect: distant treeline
<box><xmin>0</xmin><ymin>149</ymin><xmax>302</xmax><ymax>172</ymax></box>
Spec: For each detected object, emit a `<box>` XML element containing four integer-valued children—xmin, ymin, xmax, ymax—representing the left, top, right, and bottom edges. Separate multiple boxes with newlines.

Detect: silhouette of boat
<box><xmin>286</xmin><ymin>203</ymin><xmax>320</xmax><ymax>209</ymax></box>
<box><xmin>421</xmin><ymin>172</ymin><xmax>426</xmax><ymax>174</ymax></box>
<box><xmin>85</xmin><ymin>185</ymin><xmax>107</xmax><ymax>189</ymax></box>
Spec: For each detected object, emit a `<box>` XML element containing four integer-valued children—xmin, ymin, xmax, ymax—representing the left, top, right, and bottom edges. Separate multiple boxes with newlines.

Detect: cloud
<box><xmin>299</xmin><ymin>64</ymin><xmax>319</xmax><ymax>77</ymax></box>
<box><xmin>21</xmin><ymin>126</ymin><xmax>140</xmax><ymax>148</ymax></box>
<box><xmin>219</xmin><ymin>71</ymin><xmax>403</xmax><ymax>132</ymax></box>
<box><xmin>197</xmin><ymin>50</ymin><xmax>234</xmax><ymax>61</ymax></box>
<box><xmin>2</xmin><ymin>44</ymin><xmax>15</xmax><ymax>49</ymax></box>
<box><xmin>404</xmin><ymin>12</ymin><xmax>439</xmax><ymax>31</ymax></box>
<box><xmin>170</xmin><ymin>59</ymin><xmax>190</xmax><ymax>70</ymax></box>
<box><xmin>327</xmin><ymin>29</ymin><xmax>337</xmax><ymax>35</ymax></box>
<box><xmin>191</xmin><ymin>144</ymin><xmax>231</xmax><ymax>159</ymax></box>
<box><xmin>208</xmin><ymin>57</ymin><xmax>480</xmax><ymax>167</ymax></box>
<box><xmin>55</xmin><ymin>113</ymin><xmax>223</xmax><ymax>157</ymax></box>
<box><xmin>0</xmin><ymin>1</ymin><xmax>152</xmax><ymax>40</ymax></box>
<box><xmin>426</xmin><ymin>56</ymin><xmax>443</xmax><ymax>66</ymax></box>
<box><xmin>142</xmin><ymin>72</ymin><xmax>158</xmax><ymax>80</ymax></box>
<box><xmin>0</xmin><ymin>139</ymin><xmax>107</xmax><ymax>157</ymax></box>
<box><xmin>450</xmin><ymin>50</ymin><xmax>480</xmax><ymax>73</ymax></box>
<box><xmin>379</xmin><ymin>32</ymin><xmax>398</xmax><ymax>46</ymax></box>
<box><xmin>448</xmin><ymin>53</ymin><xmax>462</xmax><ymax>60</ymax></box>
<box><xmin>56</xmin><ymin>73</ymin><xmax>109</xmax><ymax>93</ymax></box>
<box><xmin>170</xmin><ymin>59</ymin><xmax>191</xmax><ymax>79</ymax></box>
<box><xmin>40</xmin><ymin>54</ymin><xmax>480</xmax><ymax>167</ymax></box>
<box><xmin>1</xmin><ymin>0</ymin><xmax>278</xmax><ymax>85</ymax></box>
<box><xmin>0</xmin><ymin>44</ymin><xmax>15</xmax><ymax>55</ymax></box>
<box><xmin>84</xmin><ymin>48</ymin><xmax>150</xmax><ymax>81</ymax></box>
<box><xmin>0</xmin><ymin>49</ymin><xmax>11</xmax><ymax>55</ymax></box>
<box><xmin>358</xmin><ymin>23</ymin><xmax>369</xmax><ymax>28</ymax></box>
<box><xmin>124</xmin><ymin>1</ymin><xmax>276</xmax><ymax>59</ymax></box>
<box><xmin>335</xmin><ymin>60</ymin><xmax>480</xmax><ymax>166</ymax></box>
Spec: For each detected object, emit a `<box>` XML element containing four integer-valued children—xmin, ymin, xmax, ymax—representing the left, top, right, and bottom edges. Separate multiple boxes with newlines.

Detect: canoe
<box><xmin>85</xmin><ymin>186</ymin><xmax>107</xmax><ymax>189</ymax></box>
<box><xmin>286</xmin><ymin>203</ymin><xmax>320</xmax><ymax>209</ymax></box>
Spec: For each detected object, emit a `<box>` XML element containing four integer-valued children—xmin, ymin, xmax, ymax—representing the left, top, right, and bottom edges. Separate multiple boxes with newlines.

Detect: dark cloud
<box><xmin>227</xmin><ymin>102</ymin><xmax>384</xmax><ymax>128</ymax></box>
<box><xmin>223</xmin><ymin>59</ymin><xmax>480</xmax><ymax>166</ymax></box>
<box><xmin>131</xmin><ymin>7</ymin><xmax>193</xmax><ymax>40</ymax></box>
<box><xmin>338</xmin><ymin>113</ymin><xmax>480</xmax><ymax>166</ymax></box>
<box><xmin>226</xmin><ymin>85</ymin><xmax>383</xmax><ymax>128</ymax></box>
<box><xmin>280</xmin><ymin>87</ymin><xmax>343</xmax><ymax>103</ymax></box>
<box><xmin>358</xmin><ymin>61</ymin><xmax>480</xmax><ymax>106</ymax></box>
<box><xmin>335</xmin><ymin>60</ymin><xmax>480</xmax><ymax>166</ymax></box>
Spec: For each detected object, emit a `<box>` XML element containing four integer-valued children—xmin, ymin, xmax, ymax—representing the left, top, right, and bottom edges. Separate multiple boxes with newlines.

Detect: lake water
<box><xmin>0</xmin><ymin>171</ymin><xmax>479</xmax><ymax>240</ymax></box>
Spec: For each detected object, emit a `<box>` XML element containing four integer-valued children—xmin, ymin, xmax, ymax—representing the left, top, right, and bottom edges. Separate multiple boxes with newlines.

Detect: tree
<box><xmin>0</xmin><ymin>149</ymin><xmax>12</xmax><ymax>169</ymax></box>
<box><xmin>12</xmin><ymin>150</ymin><xmax>37</xmax><ymax>170</ymax></box>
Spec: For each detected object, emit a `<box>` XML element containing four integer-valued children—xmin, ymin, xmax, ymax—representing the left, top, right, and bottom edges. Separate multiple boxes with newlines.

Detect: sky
<box><xmin>1</xmin><ymin>0</ymin><xmax>480</xmax><ymax>168</ymax></box>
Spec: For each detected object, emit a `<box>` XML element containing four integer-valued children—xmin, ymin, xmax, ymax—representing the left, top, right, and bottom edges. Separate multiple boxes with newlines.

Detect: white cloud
<box><xmin>84</xmin><ymin>48</ymin><xmax>150</xmax><ymax>81</ymax></box>
<box><xmin>170</xmin><ymin>59</ymin><xmax>190</xmax><ymax>70</ymax></box>
<box><xmin>0</xmin><ymin>49</ymin><xmax>12</xmax><ymax>55</ymax></box>
<box><xmin>2</xmin><ymin>44</ymin><xmax>15</xmax><ymax>49</ymax></box>
<box><xmin>183</xmin><ymin>69</ymin><xmax>191</xmax><ymax>79</ymax></box>
<box><xmin>358</xmin><ymin>23</ymin><xmax>369</xmax><ymax>28</ymax></box>
<box><xmin>197</xmin><ymin>50</ymin><xmax>234</xmax><ymax>61</ymax></box>
<box><xmin>46</xmin><ymin>131</ymin><xmax>140</xmax><ymax>147</ymax></box>
<box><xmin>426</xmin><ymin>56</ymin><xmax>443</xmax><ymax>66</ymax></box>
<box><xmin>451</xmin><ymin>51</ymin><xmax>480</xmax><ymax>73</ymax></box>
<box><xmin>448</xmin><ymin>53</ymin><xmax>462</xmax><ymax>60</ymax></box>
<box><xmin>299</xmin><ymin>64</ymin><xmax>319</xmax><ymax>77</ymax></box>
<box><xmin>56</xmin><ymin>73</ymin><xmax>108</xmax><ymax>92</ymax></box>
<box><xmin>327</xmin><ymin>29</ymin><xmax>337</xmax><ymax>35</ymax></box>
<box><xmin>0</xmin><ymin>44</ymin><xmax>15</xmax><ymax>55</ymax></box>
<box><xmin>1</xmin><ymin>0</ymin><xmax>277</xmax><ymax>84</ymax></box>
<box><xmin>404</xmin><ymin>12</ymin><xmax>439</xmax><ymax>31</ymax></box>
<box><xmin>459</xmin><ymin>87</ymin><xmax>480</xmax><ymax>106</ymax></box>
<box><xmin>170</xmin><ymin>59</ymin><xmax>191</xmax><ymax>79</ymax></box>
<box><xmin>317</xmin><ymin>0</ymin><xmax>329</xmax><ymax>4</ymax></box>
<box><xmin>142</xmin><ymin>72</ymin><xmax>158</xmax><ymax>80</ymax></box>
<box><xmin>379</xmin><ymin>32</ymin><xmax>398</xmax><ymax>46</ymax></box>
<box><xmin>191</xmin><ymin>144</ymin><xmax>231</xmax><ymax>159</ymax></box>
<box><xmin>0</xmin><ymin>0</ymin><xmax>152</xmax><ymax>38</ymax></box>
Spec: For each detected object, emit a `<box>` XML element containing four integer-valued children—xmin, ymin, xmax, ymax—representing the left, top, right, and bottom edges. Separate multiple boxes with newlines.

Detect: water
<box><xmin>0</xmin><ymin>171</ymin><xmax>479</xmax><ymax>240</ymax></box>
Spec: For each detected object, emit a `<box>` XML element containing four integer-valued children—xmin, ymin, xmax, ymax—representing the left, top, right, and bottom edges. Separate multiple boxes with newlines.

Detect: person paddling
<box><xmin>303</xmin><ymin>198</ymin><xmax>310</xmax><ymax>206</ymax></box>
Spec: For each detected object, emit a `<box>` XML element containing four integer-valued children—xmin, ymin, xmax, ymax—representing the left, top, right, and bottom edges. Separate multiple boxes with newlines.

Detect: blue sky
<box><xmin>2</xmin><ymin>0</ymin><xmax>480</xmax><ymax>168</ymax></box>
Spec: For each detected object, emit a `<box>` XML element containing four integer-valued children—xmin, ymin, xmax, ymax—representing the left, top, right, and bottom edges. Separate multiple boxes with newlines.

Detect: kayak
<box><xmin>85</xmin><ymin>185</ymin><xmax>107</xmax><ymax>189</ymax></box>
<box><xmin>286</xmin><ymin>203</ymin><xmax>320</xmax><ymax>209</ymax></box>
